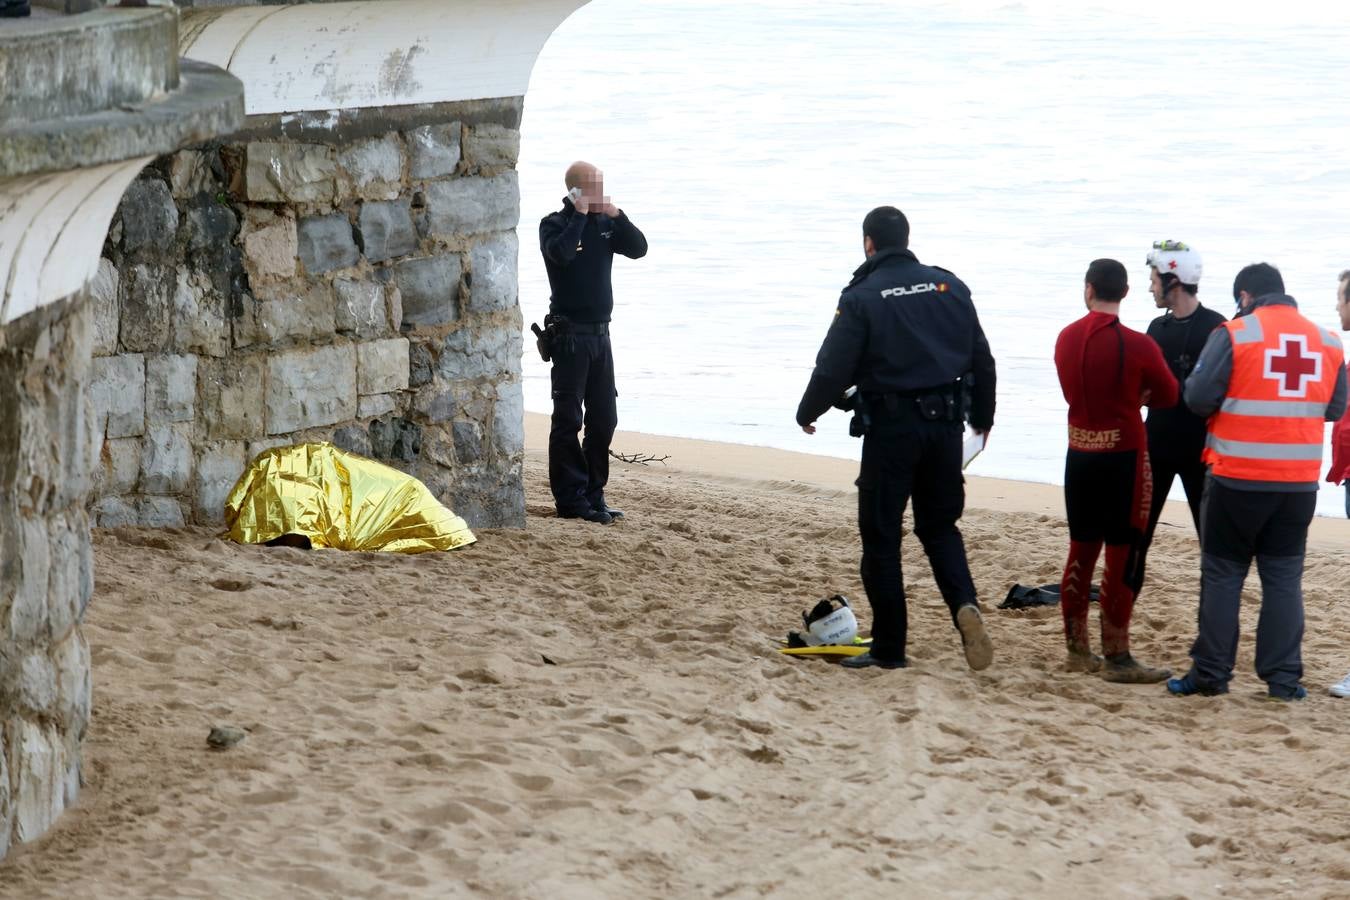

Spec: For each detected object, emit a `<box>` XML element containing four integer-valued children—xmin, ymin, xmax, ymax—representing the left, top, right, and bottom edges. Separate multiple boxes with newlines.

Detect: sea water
<box><xmin>516</xmin><ymin>0</ymin><xmax>1350</xmax><ymax>516</ymax></box>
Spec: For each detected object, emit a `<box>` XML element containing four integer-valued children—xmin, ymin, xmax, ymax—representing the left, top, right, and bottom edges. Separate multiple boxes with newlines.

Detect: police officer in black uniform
<box><xmin>797</xmin><ymin>206</ymin><xmax>997</xmax><ymax>671</ymax></box>
<box><xmin>539</xmin><ymin>161</ymin><xmax>648</xmax><ymax>525</ymax></box>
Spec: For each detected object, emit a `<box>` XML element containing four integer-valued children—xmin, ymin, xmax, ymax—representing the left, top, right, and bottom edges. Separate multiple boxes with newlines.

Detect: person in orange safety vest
<box><xmin>1167</xmin><ymin>262</ymin><xmax>1347</xmax><ymax>701</ymax></box>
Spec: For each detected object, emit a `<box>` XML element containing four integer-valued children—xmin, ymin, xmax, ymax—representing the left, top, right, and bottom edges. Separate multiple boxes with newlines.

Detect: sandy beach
<box><xmin>2</xmin><ymin>414</ymin><xmax>1349</xmax><ymax>898</ymax></box>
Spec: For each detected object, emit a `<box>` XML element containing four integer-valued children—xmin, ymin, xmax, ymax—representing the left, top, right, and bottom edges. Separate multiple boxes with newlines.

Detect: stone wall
<box><xmin>89</xmin><ymin>99</ymin><xmax>527</xmax><ymax>529</ymax></box>
<box><xmin>0</xmin><ymin>291</ymin><xmax>95</xmax><ymax>858</ymax></box>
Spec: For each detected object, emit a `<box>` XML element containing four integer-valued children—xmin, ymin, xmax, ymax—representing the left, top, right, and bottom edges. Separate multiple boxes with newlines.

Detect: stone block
<box><xmin>468</xmin><ymin>232</ymin><xmax>518</xmax><ymax>314</ymax></box>
<box><xmin>199</xmin><ymin>355</ymin><xmax>266</xmax><ymax>440</ymax></box>
<box><xmin>93</xmin><ymin>496</ymin><xmax>137</xmax><ymax>528</ymax></box>
<box><xmin>90</xmin><ymin>258</ymin><xmax>120</xmax><ymax>356</ymax></box>
<box><xmin>77</xmin><ymin>520</ymin><xmax>93</xmax><ymax>621</ymax></box>
<box><xmin>0</xmin><ymin>723</ymin><xmax>9</xmax><ymax>857</ymax></box>
<box><xmin>334</xmin><ymin>278</ymin><xmax>391</xmax><ymax>339</ymax></box>
<box><xmin>452</xmin><ymin>420</ymin><xmax>483</xmax><ymax>463</ymax></box>
<box><xmin>93</xmin><ymin>437</ymin><xmax>141</xmax><ymax>497</ymax></box>
<box><xmin>411</xmin><ymin>382</ymin><xmax>455</xmax><ymax>423</ymax></box>
<box><xmin>240</xmin><ymin>210</ymin><xmax>298</xmax><ymax>282</ymax></box>
<box><xmin>246</xmin><ymin>436</ymin><xmax>293</xmax><ymax>462</ymax></box>
<box><xmin>338</xmin><ymin>134</ymin><xmax>404</xmax><ymax>201</ymax></box>
<box><xmin>494</xmin><ymin>468</ymin><xmax>527</xmax><ymax>527</ymax></box>
<box><xmin>356</xmin><ymin>200</ymin><xmax>417</xmax><ymax>263</ymax></box>
<box><xmin>453</xmin><ymin>469</ymin><xmax>525</xmax><ymax>529</ymax></box>
<box><xmin>172</xmin><ymin>270</ymin><xmax>230</xmax><ymax>358</ymax></box>
<box><xmin>90</xmin><ymin>354</ymin><xmax>145</xmax><ymax>439</ymax></box>
<box><xmin>190</xmin><ymin>232</ymin><xmax>249</xmax><ymax>313</ymax></box>
<box><xmin>387</xmin><ymin>284</ymin><xmax>404</xmax><ymax>333</ymax></box>
<box><xmin>140</xmin><ymin>424</ymin><xmax>193</xmax><ymax>494</ymax></box>
<box><xmin>464</xmin><ymin>124</ymin><xmax>520</xmax><ymax>170</ymax></box>
<box><xmin>358</xmin><ymin>394</ymin><xmax>397</xmax><ymax>419</ymax></box>
<box><xmin>169</xmin><ymin>149</ymin><xmax>219</xmax><ymax>199</ymax></box>
<box><xmin>265</xmin><ymin>344</ymin><xmax>358</xmax><ymax>434</ymax></box>
<box><xmin>357</xmin><ymin>338</ymin><xmax>410</xmax><ymax>396</ymax></box>
<box><xmin>53</xmin><ymin>629</ymin><xmax>92</xmax><ymax>739</ymax></box>
<box><xmin>138</xmin><ymin>497</ymin><xmax>185</xmax><ymax>528</ymax></box>
<box><xmin>332</xmin><ymin>424</ymin><xmax>373</xmax><ymax>457</ymax></box>
<box><xmin>12</xmin><ymin>721</ymin><xmax>66</xmax><ymax>844</ymax></box>
<box><xmin>421</xmin><ymin>172</ymin><xmax>519</xmax><ymax>237</ymax></box>
<box><xmin>437</xmin><ymin>326</ymin><xmax>516</xmax><ymax>380</ymax></box>
<box><xmin>368</xmin><ymin>416</ymin><xmax>421</xmax><ymax>462</ymax></box>
<box><xmin>119</xmin><ymin>263</ymin><xmax>175</xmax><ymax>353</ymax></box>
<box><xmin>408</xmin><ymin>340</ymin><xmax>433</xmax><ymax>387</ymax></box>
<box><xmin>19</xmin><ymin>653</ymin><xmax>57</xmax><ymax>715</ymax></box>
<box><xmin>9</xmin><ymin>518</ymin><xmax>49</xmax><ymax>643</ymax></box>
<box><xmin>195</xmin><ymin>442</ymin><xmax>247</xmax><ymax>524</ymax></box>
<box><xmin>145</xmin><ymin>354</ymin><xmax>197</xmax><ymax>425</ymax></box>
<box><xmin>298</xmin><ymin>213</ymin><xmax>360</xmax><ymax>275</ymax></box>
<box><xmin>183</xmin><ymin>197</ymin><xmax>239</xmax><ymax>255</ymax></box>
<box><xmin>245</xmin><ymin>142</ymin><xmax>336</xmax><ymax>203</ymax></box>
<box><xmin>247</xmin><ymin>283</ymin><xmax>337</xmax><ymax>347</ymax></box>
<box><xmin>407</xmin><ymin>123</ymin><xmax>461</xmax><ymax>179</ymax></box>
<box><xmin>417</xmin><ymin>426</ymin><xmax>456</xmax><ymax>469</ymax></box>
<box><xmin>395</xmin><ymin>255</ymin><xmax>461</xmax><ymax>328</ymax></box>
<box><xmin>493</xmin><ymin>379</ymin><xmax>525</xmax><ymax>457</ymax></box>
<box><xmin>119</xmin><ymin>177</ymin><xmax>179</xmax><ymax>256</ymax></box>
<box><xmin>46</xmin><ymin>515</ymin><xmax>84</xmax><ymax>641</ymax></box>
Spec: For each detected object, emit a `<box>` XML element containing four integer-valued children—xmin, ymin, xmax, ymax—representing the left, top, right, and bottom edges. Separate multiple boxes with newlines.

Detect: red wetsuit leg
<box><xmin>1102</xmin><ymin>449</ymin><xmax>1150</xmax><ymax>657</ymax></box>
<box><xmin>1061</xmin><ymin>539</ymin><xmax>1102</xmax><ymax>652</ymax></box>
<box><xmin>1100</xmin><ymin>543</ymin><xmax>1136</xmax><ymax>657</ymax></box>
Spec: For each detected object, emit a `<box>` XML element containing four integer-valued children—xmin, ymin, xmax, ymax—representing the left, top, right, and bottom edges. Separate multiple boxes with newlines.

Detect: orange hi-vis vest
<box><xmin>1204</xmin><ymin>304</ymin><xmax>1345</xmax><ymax>482</ymax></box>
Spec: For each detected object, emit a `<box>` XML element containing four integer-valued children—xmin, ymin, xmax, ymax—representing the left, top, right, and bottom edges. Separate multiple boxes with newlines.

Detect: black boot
<box><xmin>558</xmin><ymin>507</ymin><xmax>613</xmax><ymax>526</ymax></box>
<box><xmin>840</xmin><ymin>651</ymin><xmax>907</xmax><ymax>670</ymax></box>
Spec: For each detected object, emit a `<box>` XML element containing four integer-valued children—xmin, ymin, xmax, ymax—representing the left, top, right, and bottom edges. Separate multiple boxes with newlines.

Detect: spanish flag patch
<box><xmin>937</xmin><ymin>283</ymin><xmax>949</xmax><ymax>292</ymax></box>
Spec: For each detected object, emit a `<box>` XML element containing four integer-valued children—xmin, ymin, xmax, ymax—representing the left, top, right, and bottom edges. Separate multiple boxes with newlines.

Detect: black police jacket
<box><xmin>539</xmin><ymin>198</ymin><xmax>648</xmax><ymax>324</ymax></box>
<box><xmin>796</xmin><ymin>248</ymin><xmax>996</xmax><ymax>430</ymax></box>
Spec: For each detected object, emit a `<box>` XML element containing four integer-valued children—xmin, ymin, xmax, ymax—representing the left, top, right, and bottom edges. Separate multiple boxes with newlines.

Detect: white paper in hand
<box><xmin>962</xmin><ymin>431</ymin><xmax>987</xmax><ymax>470</ymax></box>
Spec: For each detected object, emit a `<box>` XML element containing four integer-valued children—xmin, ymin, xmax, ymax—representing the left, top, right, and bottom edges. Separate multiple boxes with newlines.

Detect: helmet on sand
<box><xmin>1146</xmin><ymin>239</ymin><xmax>1202</xmax><ymax>287</ymax></box>
<box><xmin>803</xmin><ymin>595</ymin><xmax>859</xmax><ymax>646</ymax></box>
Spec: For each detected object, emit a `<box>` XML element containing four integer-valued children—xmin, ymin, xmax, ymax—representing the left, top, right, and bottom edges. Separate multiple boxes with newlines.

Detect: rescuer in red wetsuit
<box><xmin>1053</xmin><ymin>258</ymin><xmax>1179</xmax><ymax>683</ymax></box>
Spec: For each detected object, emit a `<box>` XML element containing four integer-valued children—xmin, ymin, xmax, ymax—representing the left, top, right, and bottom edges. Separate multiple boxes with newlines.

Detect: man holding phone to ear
<box><xmin>538</xmin><ymin>161</ymin><xmax>648</xmax><ymax>525</ymax></box>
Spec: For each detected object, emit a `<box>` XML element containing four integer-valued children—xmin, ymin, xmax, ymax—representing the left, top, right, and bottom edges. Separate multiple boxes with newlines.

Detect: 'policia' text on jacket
<box><xmin>796</xmin><ymin>248</ymin><xmax>996</xmax><ymax>429</ymax></box>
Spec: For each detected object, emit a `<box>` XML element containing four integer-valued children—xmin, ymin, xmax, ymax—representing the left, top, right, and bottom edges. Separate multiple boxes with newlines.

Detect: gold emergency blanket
<box><xmin>224</xmin><ymin>442</ymin><xmax>476</xmax><ymax>553</ymax></box>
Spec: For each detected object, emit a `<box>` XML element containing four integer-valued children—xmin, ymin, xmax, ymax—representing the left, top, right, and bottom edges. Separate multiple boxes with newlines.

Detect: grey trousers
<box><xmin>1191</xmin><ymin>479</ymin><xmax>1315</xmax><ymax>696</ymax></box>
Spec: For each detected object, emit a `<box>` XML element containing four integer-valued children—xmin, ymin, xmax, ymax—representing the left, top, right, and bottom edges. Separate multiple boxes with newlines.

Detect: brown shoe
<box><xmin>956</xmin><ymin>605</ymin><xmax>993</xmax><ymax>671</ymax></box>
<box><xmin>1101</xmin><ymin>653</ymin><xmax>1172</xmax><ymax>684</ymax></box>
<box><xmin>1064</xmin><ymin>648</ymin><xmax>1103</xmax><ymax>673</ymax></box>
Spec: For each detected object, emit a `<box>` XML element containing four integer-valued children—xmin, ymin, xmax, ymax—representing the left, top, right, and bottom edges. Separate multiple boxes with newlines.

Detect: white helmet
<box><xmin>1146</xmin><ymin>239</ymin><xmax>1202</xmax><ymax>286</ymax></box>
<box><xmin>803</xmin><ymin>595</ymin><xmax>859</xmax><ymax>646</ymax></box>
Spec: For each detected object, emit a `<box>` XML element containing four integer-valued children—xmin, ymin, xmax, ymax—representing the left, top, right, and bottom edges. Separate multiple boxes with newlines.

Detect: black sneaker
<box><xmin>840</xmin><ymin>651</ymin><xmax>907</xmax><ymax>670</ymax></box>
<box><xmin>559</xmin><ymin>507</ymin><xmax>613</xmax><ymax>525</ymax></box>
<box><xmin>0</xmin><ymin>0</ymin><xmax>31</xmax><ymax>17</ymax></box>
<box><xmin>1165</xmin><ymin>671</ymin><xmax>1228</xmax><ymax>697</ymax></box>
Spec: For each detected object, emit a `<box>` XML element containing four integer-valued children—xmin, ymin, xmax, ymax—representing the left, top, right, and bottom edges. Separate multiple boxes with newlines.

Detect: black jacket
<box><xmin>539</xmin><ymin>198</ymin><xmax>648</xmax><ymax>323</ymax></box>
<box><xmin>1144</xmin><ymin>303</ymin><xmax>1227</xmax><ymax>452</ymax></box>
<box><xmin>796</xmin><ymin>248</ymin><xmax>996</xmax><ymax>429</ymax></box>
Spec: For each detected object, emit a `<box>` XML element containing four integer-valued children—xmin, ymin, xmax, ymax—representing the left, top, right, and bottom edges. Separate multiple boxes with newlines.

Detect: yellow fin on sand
<box><xmin>777</xmin><ymin>636</ymin><xmax>872</xmax><ymax>657</ymax></box>
<box><xmin>778</xmin><ymin>644</ymin><xmax>871</xmax><ymax>658</ymax></box>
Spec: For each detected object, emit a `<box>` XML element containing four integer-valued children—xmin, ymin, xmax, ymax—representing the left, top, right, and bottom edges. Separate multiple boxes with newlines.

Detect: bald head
<box><xmin>563</xmin><ymin>160</ymin><xmax>609</xmax><ymax>213</ymax></box>
<box><xmin>564</xmin><ymin>161</ymin><xmax>599</xmax><ymax>190</ymax></box>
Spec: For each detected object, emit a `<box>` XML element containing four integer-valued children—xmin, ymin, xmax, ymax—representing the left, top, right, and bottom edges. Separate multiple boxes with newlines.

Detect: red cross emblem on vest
<box><xmin>1264</xmin><ymin>334</ymin><xmax>1321</xmax><ymax>397</ymax></box>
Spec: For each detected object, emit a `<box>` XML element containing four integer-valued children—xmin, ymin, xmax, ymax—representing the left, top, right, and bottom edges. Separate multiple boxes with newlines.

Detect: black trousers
<box><xmin>548</xmin><ymin>333</ymin><xmax>618</xmax><ymax>514</ymax></box>
<box><xmin>1137</xmin><ymin>439</ymin><xmax>1207</xmax><ymax>589</ymax></box>
<box><xmin>856</xmin><ymin>410</ymin><xmax>976</xmax><ymax>662</ymax></box>
<box><xmin>1190</xmin><ymin>479</ymin><xmax>1314</xmax><ymax>695</ymax></box>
